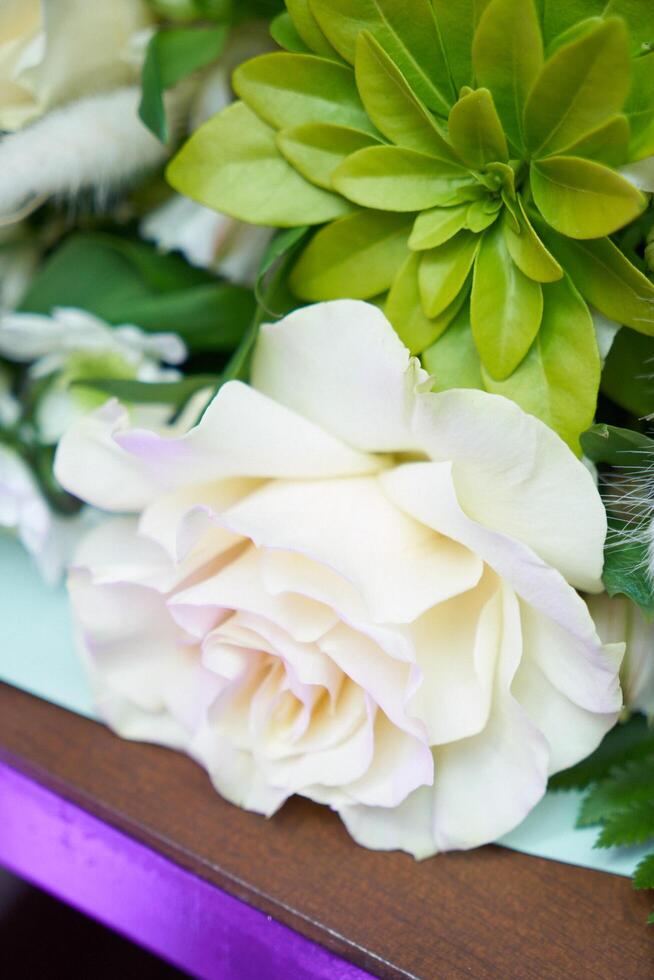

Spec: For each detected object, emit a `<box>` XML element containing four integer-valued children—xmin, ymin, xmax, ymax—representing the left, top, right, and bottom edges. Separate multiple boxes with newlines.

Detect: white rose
<box><xmin>55</xmin><ymin>301</ymin><xmax>623</xmax><ymax>855</ymax></box>
<box><xmin>0</xmin><ymin>0</ymin><xmax>152</xmax><ymax>132</ymax></box>
<box><xmin>0</xmin><ymin>307</ymin><xmax>186</xmax><ymax>443</ymax></box>
<box><xmin>587</xmin><ymin>593</ymin><xmax>654</xmax><ymax>722</ymax></box>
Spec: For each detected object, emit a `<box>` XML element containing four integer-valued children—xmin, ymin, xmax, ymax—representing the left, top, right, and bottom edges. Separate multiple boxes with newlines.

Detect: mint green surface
<box><xmin>0</xmin><ymin>534</ymin><xmax>648</xmax><ymax>876</ymax></box>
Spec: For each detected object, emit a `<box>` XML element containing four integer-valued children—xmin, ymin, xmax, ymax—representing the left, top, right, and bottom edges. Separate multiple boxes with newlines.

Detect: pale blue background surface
<box><xmin>0</xmin><ymin>534</ymin><xmax>648</xmax><ymax>878</ymax></box>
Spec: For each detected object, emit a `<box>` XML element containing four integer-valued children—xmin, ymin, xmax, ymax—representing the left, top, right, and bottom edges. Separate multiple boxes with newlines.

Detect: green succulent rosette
<box><xmin>168</xmin><ymin>0</ymin><xmax>654</xmax><ymax>450</ymax></box>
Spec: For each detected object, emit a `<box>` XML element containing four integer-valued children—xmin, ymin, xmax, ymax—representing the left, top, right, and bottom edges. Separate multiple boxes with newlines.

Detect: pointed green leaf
<box><xmin>270</xmin><ymin>13</ymin><xmax>312</xmax><ymax>53</ymax></box>
<box><xmin>354</xmin><ymin>32</ymin><xmax>459</xmax><ymax>161</ymax></box>
<box><xmin>167</xmin><ymin>102</ymin><xmax>351</xmax><ymax>227</ymax></box>
<box><xmin>524</xmin><ymin>18</ymin><xmax>631</xmax><ymax>157</ymax></box>
<box><xmin>602</xmin><ymin>329</ymin><xmax>654</xmax><ymax>417</ymax></box>
<box><xmin>466</xmin><ymin>199</ymin><xmax>502</xmax><ymax>234</ymax></box>
<box><xmin>419</xmin><ymin>232</ymin><xmax>479</xmax><ymax>318</ymax></box>
<box><xmin>409</xmin><ymin>204</ymin><xmax>469</xmax><ymax>250</ymax></box>
<box><xmin>277</xmin><ymin>123</ymin><xmax>380</xmax><ymax>189</ymax></box>
<box><xmin>482</xmin><ymin>276</ymin><xmax>599</xmax><ymax>451</ymax></box>
<box><xmin>540</xmin><ymin>228</ymin><xmax>654</xmax><ymax>334</ymax></box>
<box><xmin>448</xmin><ymin>88</ymin><xmax>508</xmax><ymax>168</ymax></box>
<box><xmin>233</xmin><ymin>53</ymin><xmax>375</xmax><ymax>133</ymax></box>
<box><xmin>471</xmin><ymin>222</ymin><xmax>543</xmax><ymax>379</ymax></box>
<box><xmin>579</xmin><ymin>757</ymin><xmax>654</xmax><ymax>827</ymax></box>
<box><xmin>432</xmin><ymin>0</ymin><xmax>493</xmax><ymax>90</ymax></box>
<box><xmin>309</xmin><ymin>0</ymin><xmax>455</xmax><ymax>112</ymax></box>
<box><xmin>503</xmin><ymin>198</ymin><xmax>563</xmax><ymax>282</ymax></box>
<box><xmin>561</xmin><ymin>114</ymin><xmax>630</xmax><ymax>168</ymax></box>
<box><xmin>531</xmin><ymin>156</ymin><xmax>646</xmax><ymax>239</ymax></box>
<box><xmin>332</xmin><ymin>146</ymin><xmax>470</xmax><ymax>211</ymax></box>
<box><xmin>286</xmin><ymin>0</ymin><xmax>342</xmax><ymax>58</ymax></box>
<box><xmin>386</xmin><ymin>252</ymin><xmax>465</xmax><ymax>353</ymax></box>
<box><xmin>472</xmin><ymin>0</ymin><xmax>543</xmax><ymax>149</ymax></box>
<box><xmin>625</xmin><ymin>52</ymin><xmax>654</xmax><ymax>160</ymax></box>
<box><xmin>289</xmin><ymin>209</ymin><xmax>412</xmax><ymax>299</ymax></box>
<box><xmin>580</xmin><ymin>423</ymin><xmax>654</xmax><ymax>467</ymax></box>
<box><xmin>596</xmin><ymin>801</ymin><xmax>654</xmax><ymax>849</ymax></box>
<box><xmin>422</xmin><ymin>303</ymin><xmax>484</xmax><ymax>390</ymax></box>
<box><xmin>72</xmin><ymin>375</ymin><xmax>218</xmax><ymax>407</ymax></box>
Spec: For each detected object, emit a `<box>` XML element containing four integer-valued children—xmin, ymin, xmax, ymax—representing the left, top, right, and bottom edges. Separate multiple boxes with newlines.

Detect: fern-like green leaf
<box><xmin>578</xmin><ymin>756</ymin><xmax>654</xmax><ymax>827</ymax></box>
<box><xmin>595</xmin><ymin>800</ymin><xmax>654</xmax><ymax>849</ymax></box>
<box><xmin>549</xmin><ymin>715</ymin><xmax>654</xmax><ymax>790</ymax></box>
<box><xmin>634</xmin><ymin>854</ymin><xmax>654</xmax><ymax>891</ymax></box>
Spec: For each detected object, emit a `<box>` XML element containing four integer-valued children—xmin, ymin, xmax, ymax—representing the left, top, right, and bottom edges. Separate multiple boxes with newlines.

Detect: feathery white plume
<box><xmin>0</xmin><ymin>87</ymin><xmax>175</xmax><ymax>221</ymax></box>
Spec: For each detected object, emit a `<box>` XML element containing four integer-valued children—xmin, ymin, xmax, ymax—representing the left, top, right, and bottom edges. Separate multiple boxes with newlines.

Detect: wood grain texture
<box><xmin>0</xmin><ymin>682</ymin><xmax>652</xmax><ymax>979</ymax></box>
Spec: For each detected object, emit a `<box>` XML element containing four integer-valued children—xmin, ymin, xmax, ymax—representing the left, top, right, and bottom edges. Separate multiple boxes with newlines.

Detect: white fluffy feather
<box><xmin>0</xmin><ymin>87</ymin><xmax>173</xmax><ymax>220</ymax></box>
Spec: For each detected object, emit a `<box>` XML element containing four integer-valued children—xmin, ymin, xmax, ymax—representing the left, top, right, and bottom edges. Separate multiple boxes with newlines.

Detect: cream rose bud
<box><xmin>0</xmin><ymin>0</ymin><xmax>152</xmax><ymax>132</ymax></box>
<box><xmin>587</xmin><ymin>594</ymin><xmax>654</xmax><ymax>722</ymax></box>
<box><xmin>55</xmin><ymin>300</ymin><xmax>623</xmax><ymax>855</ymax></box>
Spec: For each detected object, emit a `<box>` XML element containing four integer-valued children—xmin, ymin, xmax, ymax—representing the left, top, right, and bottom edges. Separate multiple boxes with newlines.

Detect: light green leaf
<box><xmin>503</xmin><ymin>198</ymin><xmax>563</xmax><ymax>282</ymax></box>
<box><xmin>531</xmin><ymin>156</ymin><xmax>646</xmax><ymax>239</ymax></box>
<box><xmin>386</xmin><ymin>252</ymin><xmax>465</xmax><ymax>353</ymax></box>
<box><xmin>419</xmin><ymin>232</ymin><xmax>479</xmax><ymax>317</ymax></box>
<box><xmin>332</xmin><ymin>145</ymin><xmax>470</xmax><ymax>211</ymax></box>
<box><xmin>523</xmin><ymin>18</ymin><xmax>631</xmax><ymax>157</ymax></box>
<box><xmin>625</xmin><ymin>52</ymin><xmax>654</xmax><ymax>160</ymax></box>
<box><xmin>270</xmin><ymin>13</ymin><xmax>312</xmax><ymax>53</ymax></box>
<box><xmin>471</xmin><ymin>221</ymin><xmax>543</xmax><ymax>379</ymax></box>
<box><xmin>472</xmin><ymin>0</ymin><xmax>543</xmax><ymax>150</ymax></box>
<box><xmin>601</xmin><ymin>329</ymin><xmax>654</xmax><ymax>417</ymax></box>
<box><xmin>354</xmin><ymin>32</ymin><xmax>459</xmax><ymax>161</ymax></box>
<box><xmin>286</xmin><ymin>0</ymin><xmax>342</xmax><ymax>58</ymax></box>
<box><xmin>139</xmin><ymin>24</ymin><xmax>228</xmax><ymax>142</ymax></box>
<box><xmin>167</xmin><ymin>102</ymin><xmax>351</xmax><ymax>227</ymax></box>
<box><xmin>540</xmin><ymin>228</ymin><xmax>654</xmax><ymax>334</ymax></box>
<box><xmin>422</xmin><ymin>303</ymin><xmax>484</xmax><ymax>390</ymax></box>
<box><xmin>277</xmin><ymin>123</ymin><xmax>380</xmax><ymax>189</ymax></box>
<box><xmin>309</xmin><ymin>0</ymin><xmax>455</xmax><ymax>112</ymax></box>
<box><xmin>432</xmin><ymin>0</ymin><xmax>492</xmax><ymax>90</ymax></box>
<box><xmin>561</xmin><ymin>114</ymin><xmax>630</xmax><ymax>168</ymax></box>
<box><xmin>580</xmin><ymin>423</ymin><xmax>654</xmax><ymax>467</ymax></box>
<box><xmin>289</xmin><ymin>209</ymin><xmax>412</xmax><ymax>299</ymax></box>
<box><xmin>233</xmin><ymin>53</ymin><xmax>375</xmax><ymax>133</ymax></box>
<box><xmin>448</xmin><ymin>88</ymin><xmax>508</xmax><ymax>169</ymax></box>
<box><xmin>482</xmin><ymin>275</ymin><xmax>599</xmax><ymax>451</ymax></box>
<box><xmin>409</xmin><ymin>204</ymin><xmax>469</xmax><ymax>250</ymax></box>
<box><xmin>465</xmin><ymin>198</ymin><xmax>502</xmax><ymax>233</ymax></box>
<box><xmin>538</xmin><ymin>0</ymin><xmax>606</xmax><ymax>47</ymax></box>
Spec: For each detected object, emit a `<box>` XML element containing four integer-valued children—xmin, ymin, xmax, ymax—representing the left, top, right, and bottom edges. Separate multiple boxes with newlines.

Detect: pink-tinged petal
<box><xmin>252</xmin><ymin>300</ymin><xmax>428</xmax><ymax>453</ymax></box>
<box><xmin>220</xmin><ymin>476</ymin><xmax>483</xmax><ymax>624</ymax></box>
<box><xmin>412</xmin><ymin>389</ymin><xmax>606</xmax><ymax>593</ymax></box>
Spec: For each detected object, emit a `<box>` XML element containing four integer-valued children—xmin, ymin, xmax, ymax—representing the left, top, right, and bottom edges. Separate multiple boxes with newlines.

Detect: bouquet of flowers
<box><xmin>2</xmin><ymin>0</ymin><xmax>654</xmax><ymax>919</ymax></box>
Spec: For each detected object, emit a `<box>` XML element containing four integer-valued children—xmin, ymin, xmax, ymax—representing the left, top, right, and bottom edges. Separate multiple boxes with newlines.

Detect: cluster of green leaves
<box><xmin>581</xmin><ymin>423</ymin><xmax>654</xmax><ymax>615</ymax></box>
<box><xmin>550</xmin><ymin>714</ymin><xmax>654</xmax><ymax>923</ymax></box>
<box><xmin>167</xmin><ymin>0</ymin><xmax>654</xmax><ymax>452</ymax></box>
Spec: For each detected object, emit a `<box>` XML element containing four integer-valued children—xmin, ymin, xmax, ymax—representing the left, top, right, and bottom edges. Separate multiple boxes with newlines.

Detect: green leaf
<box><xmin>503</xmin><ymin>199</ymin><xmax>563</xmax><ymax>282</ymax></box>
<box><xmin>634</xmin><ymin>854</ymin><xmax>654</xmax><ymax>891</ymax></box>
<box><xmin>540</xmin><ymin>230</ymin><xmax>654</xmax><ymax>335</ymax></box>
<box><xmin>286</xmin><ymin>0</ymin><xmax>342</xmax><ymax>58</ymax></box>
<box><xmin>579</xmin><ymin>757</ymin><xmax>654</xmax><ymax>827</ymax></box>
<box><xmin>602</xmin><ymin>329</ymin><xmax>654</xmax><ymax>417</ymax></box>
<box><xmin>538</xmin><ymin>0</ymin><xmax>606</xmax><ymax>47</ymax></box>
<box><xmin>419</xmin><ymin>232</ymin><xmax>479</xmax><ymax>318</ymax></box>
<box><xmin>139</xmin><ymin>25</ymin><xmax>228</xmax><ymax>142</ymax></box>
<box><xmin>409</xmin><ymin>205</ymin><xmax>469</xmax><ymax>250</ymax></box>
<box><xmin>596</xmin><ymin>800</ymin><xmax>654</xmax><ymax>848</ymax></box>
<box><xmin>472</xmin><ymin>0</ymin><xmax>543</xmax><ymax>150</ymax></box>
<box><xmin>431</xmin><ymin>0</ymin><xmax>493</xmax><ymax>90</ymax></box>
<box><xmin>625</xmin><ymin>52</ymin><xmax>654</xmax><ymax>160</ymax></box>
<box><xmin>581</xmin><ymin>423</ymin><xmax>654</xmax><ymax>466</ymax></box>
<box><xmin>167</xmin><ymin>101</ymin><xmax>351</xmax><ymax>227</ymax></box>
<box><xmin>289</xmin><ymin>209</ymin><xmax>412</xmax><ymax>300</ymax></box>
<box><xmin>233</xmin><ymin>52</ymin><xmax>375</xmax><ymax>133</ymax></box>
<box><xmin>523</xmin><ymin>18</ymin><xmax>631</xmax><ymax>157</ymax></box>
<box><xmin>422</xmin><ymin>302</ymin><xmax>484</xmax><ymax>390</ymax></box>
<box><xmin>354</xmin><ymin>32</ymin><xmax>459</xmax><ymax>161</ymax></box>
<box><xmin>270</xmin><ymin>12</ymin><xmax>312</xmax><ymax>52</ymax></box>
<box><xmin>603</xmin><ymin>515</ymin><xmax>654</xmax><ymax>616</ymax></box>
<box><xmin>309</xmin><ymin>0</ymin><xmax>455</xmax><ymax>112</ymax></box>
<box><xmin>471</xmin><ymin>222</ymin><xmax>543</xmax><ymax>379</ymax></box>
<box><xmin>550</xmin><ymin>715</ymin><xmax>654</xmax><ymax>790</ymax></box>
<box><xmin>561</xmin><ymin>115</ymin><xmax>630</xmax><ymax>168</ymax></box>
<box><xmin>333</xmin><ymin>145</ymin><xmax>469</xmax><ymax>211</ymax></box>
<box><xmin>447</xmin><ymin>88</ymin><xmax>508</xmax><ymax>168</ymax></box>
<box><xmin>386</xmin><ymin>252</ymin><xmax>465</xmax><ymax>353</ymax></box>
<box><xmin>482</xmin><ymin>275</ymin><xmax>598</xmax><ymax>451</ymax></box>
<box><xmin>255</xmin><ymin>225</ymin><xmax>311</xmax><ymax>312</ymax></box>
<box><xmin>530</xmin><ymin>156</ymin><xmax>646</xmax><ymax>239</ymax></box>
<box><xmin>71</xmin><ymin>375</ymin><xmax>217</xmax><ymax>407</ymax></box>
<box><xmin>603</xmin><ymin>0</ymin><xmax>654</xmax><ymax>55</ymax></box>
<box><xmin>465</xmin><ymin>198</ymin><xmax>502</xmax><ymax>234</ymax></box>
<box><xmin>277</xmin><ymin>123</ymin><xmax>380</xmax><ymax>189</ymax></box>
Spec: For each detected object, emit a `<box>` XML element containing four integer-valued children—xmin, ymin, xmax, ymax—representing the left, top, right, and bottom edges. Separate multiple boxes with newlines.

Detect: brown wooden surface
<box><xmin>0</xmin><ymin>682</ymin><xmax>652</xmax><ymax>979</ymax></box>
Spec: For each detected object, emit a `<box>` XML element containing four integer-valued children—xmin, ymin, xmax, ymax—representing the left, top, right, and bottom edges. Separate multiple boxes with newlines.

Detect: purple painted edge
<box><xmin>0</xmin><ymin>761</ymin><xmax>373</xmax><ymax>980</ymax></box>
